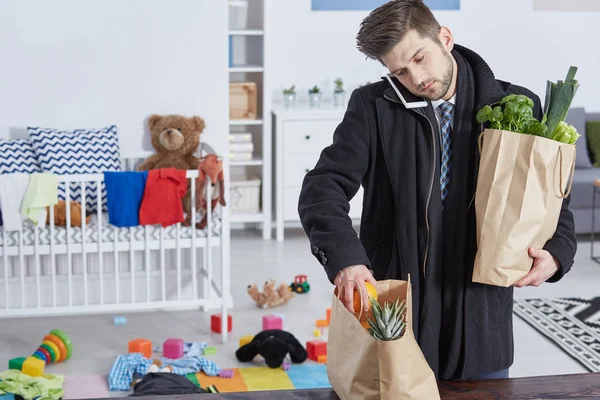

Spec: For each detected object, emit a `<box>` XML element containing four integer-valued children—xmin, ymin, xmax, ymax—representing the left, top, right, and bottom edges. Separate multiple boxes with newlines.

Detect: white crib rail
<box><xmin>0</xmin><ymin>154</ymin><xmax>231</xmax><ymax>342</ymax></box>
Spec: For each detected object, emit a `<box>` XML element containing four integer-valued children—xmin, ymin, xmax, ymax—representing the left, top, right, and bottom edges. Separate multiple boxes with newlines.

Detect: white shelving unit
<box><xmin>227</xmin><ymin>0</ymin><xmax>272</xmax><ymax>239</ymax></box>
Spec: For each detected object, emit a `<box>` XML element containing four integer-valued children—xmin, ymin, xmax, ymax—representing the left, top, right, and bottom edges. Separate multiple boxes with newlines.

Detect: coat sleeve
<box><xmin>297</xmin><ymin>89</ymin><xmax>372</xmax><ymax>284</ymax></box>
<box><xmin>531</xmin><ymin>92</ymin><xmax>577</xmax><ymax>282</ymax></box>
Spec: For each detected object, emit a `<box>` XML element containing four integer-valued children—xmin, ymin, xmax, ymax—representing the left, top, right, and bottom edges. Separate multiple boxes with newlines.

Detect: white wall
<box><xmin>267</xmin><ymin>0</ymin><xmax>600</xmax><ymax>111</ymax></box>
<box><xmin>0</xmin><ymin>0</ymin><xmax>229</xmax><ymax>155</ymax></box>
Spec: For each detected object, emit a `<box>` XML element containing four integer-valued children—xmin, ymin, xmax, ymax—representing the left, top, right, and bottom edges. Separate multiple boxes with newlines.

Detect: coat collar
<box><xmin>381</xmin><ymin>44</ymin><xmax>507</xmax><ymax>110</ymax></box>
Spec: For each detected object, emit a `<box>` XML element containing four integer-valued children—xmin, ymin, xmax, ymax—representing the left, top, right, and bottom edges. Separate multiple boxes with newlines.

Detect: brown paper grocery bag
<box><xmin>473</xmin><ymin>129</ymin><xmax>575</xmax><ymax>287</ymax></box>
<box><xmin>327</xmin><ymin>278</ymin><xmax>440</xmax><ymax>400</ymax></box>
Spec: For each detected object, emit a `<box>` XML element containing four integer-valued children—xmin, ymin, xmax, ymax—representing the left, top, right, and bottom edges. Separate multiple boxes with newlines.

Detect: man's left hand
<box><xmin>513</xmin><ymin>247</ymin><xmax>559</xmax><ymax>288</ymax></box>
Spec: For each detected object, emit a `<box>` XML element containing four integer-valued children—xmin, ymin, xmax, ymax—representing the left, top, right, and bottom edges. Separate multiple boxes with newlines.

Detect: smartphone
<box><xmin>384</xmin><ymin>74</ymin><xmax>428</xmax><ymax>109</ymax></box>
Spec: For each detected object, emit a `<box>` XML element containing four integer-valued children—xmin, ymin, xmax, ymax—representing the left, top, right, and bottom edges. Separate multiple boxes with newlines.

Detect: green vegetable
<box><xmin>543</xmin><ymin>66</ymin><xmax>580</xmax><ymax>142</ymax></box>
<box><xmin>476</xmin><ymin>66</ymin><xmax>580</xmax><ymax>145</ymax></box>
<box><xmin>476</xmin><ymin>94</ymin><xmax>546</xmax><ymax>136</ymax></box>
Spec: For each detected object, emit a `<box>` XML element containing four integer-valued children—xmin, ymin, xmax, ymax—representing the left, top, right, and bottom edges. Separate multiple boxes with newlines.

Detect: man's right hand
<box><xmin>334</xmin><ymin>264</ymin><xmax>377</xmax><ymax>314</ymax></box>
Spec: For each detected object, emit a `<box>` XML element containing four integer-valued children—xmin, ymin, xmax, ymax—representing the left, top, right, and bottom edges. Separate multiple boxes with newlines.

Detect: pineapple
<box><xmin>366</xmin><ymin>297</ymin><xmax>407</xmax><ymax>341</ymax></box>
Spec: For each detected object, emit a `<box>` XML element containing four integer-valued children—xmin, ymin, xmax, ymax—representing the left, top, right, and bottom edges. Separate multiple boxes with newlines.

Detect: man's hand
<box><xmin>513</xmin><ymin>247</ymin><xmax>560</xmax><ymax>288</ymax></box>
<box><xmin>334</xmin><ymin>264</ymin><xmax>377</xmax><ymax>314</ymax></box>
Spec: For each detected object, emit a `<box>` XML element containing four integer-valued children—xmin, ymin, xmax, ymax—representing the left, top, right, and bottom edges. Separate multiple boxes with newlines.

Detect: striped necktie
<box><xmin>439</xmin><ymin>102</ymin><xmax>454</xmax><ymax>208</ymax></box>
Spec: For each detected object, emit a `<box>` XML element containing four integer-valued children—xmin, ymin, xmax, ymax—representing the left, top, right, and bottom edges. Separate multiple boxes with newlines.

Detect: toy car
<box><xmin>289</xmin><ymin>274</ymin><xmax>310</xmax><ymax>293</ymax></box>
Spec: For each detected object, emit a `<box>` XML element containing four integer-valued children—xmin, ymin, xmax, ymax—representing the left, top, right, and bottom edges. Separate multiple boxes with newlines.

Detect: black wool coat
<box><xmin>297</xmin><ymin>44</ymin><xmax>577</xmax><ymax>380</ymax></box>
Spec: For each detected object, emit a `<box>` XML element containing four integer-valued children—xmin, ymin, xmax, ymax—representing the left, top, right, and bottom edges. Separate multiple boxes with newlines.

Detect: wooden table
<box><xmin>103</xmin><ymin>372</ymin><xmax>600</xmax><ymax>399</ymax></box>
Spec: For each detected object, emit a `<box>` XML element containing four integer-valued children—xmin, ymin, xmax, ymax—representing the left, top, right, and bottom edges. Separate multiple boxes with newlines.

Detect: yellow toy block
<box><xmin>316</xmin><ymin>319</ymin><xmax>328</xmax><ymax>328</ymax></box>
<box><xmin>317</xmin><ymin>355</ymin><xmax>327</xmax><ymax>364</ymax></box>
<box><xmin>239</xmin><ymin>335</ymin><xmax>254</xmax><ymax>347</ymax></box>
<box><xmin>22</xmin><ymin>356</ymin><xmax>45</xmax><ymax>377</ymax></box>
<box><xmin>313</xmin><ymin>329</ymin><xmax>321</xmax><ymax>337</ymax></box>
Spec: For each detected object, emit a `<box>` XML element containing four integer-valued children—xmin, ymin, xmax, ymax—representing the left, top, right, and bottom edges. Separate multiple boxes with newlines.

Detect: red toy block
<box><xmin>211</xmin><ymin>314</ymin><xmax>232</xmax><ymax>334</ymax></box>
<box><xmin>307</xmin><ymin>340</ymin><xmax>327</xmax><ymax>361</ymax></box>
<box><xmin>326</xmin><ymin>308</ymin><xmax>331</xmax><ymax>323</ymax></box>
<box><xmin>128</xmin><ymin>338</ymin><xmax>152</xmax><ymax>358</ymax></box>
<box><xmin>163</xmin><ymin>338</ymin><xmax>184</xmax><ymax>359</ymax></box>
<box><xmin>262</xmin><ymin>315</ymin><xmax>283</xmax><ymax>330</ymax></box>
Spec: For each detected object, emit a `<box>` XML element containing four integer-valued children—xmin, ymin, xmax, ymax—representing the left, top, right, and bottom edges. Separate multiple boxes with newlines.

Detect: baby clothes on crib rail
<box><xmin>104</xmin><ymin>171</ymin><xmax>148</xmax><ymax>227</ymax></box>
<box><xmin>0</xmin><ymin>173</ymin><xmax>30</xmax><ymax>231</ymax></box>
<box><xmin>139</xmin><ymin>168</ymin><xmax>188</xmax><ymax>227</ymax></box>
<box><xmin>21</xmin><ymin>173</ymin><xmax>58</xmax><ymax>227</ymax></box>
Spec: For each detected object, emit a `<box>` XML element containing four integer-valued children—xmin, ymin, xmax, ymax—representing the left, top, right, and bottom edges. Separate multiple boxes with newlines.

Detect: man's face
<box><xmin>381</xmin><ymin>28</ymin><xmax>456</xmax><ymax>101</ymax></box>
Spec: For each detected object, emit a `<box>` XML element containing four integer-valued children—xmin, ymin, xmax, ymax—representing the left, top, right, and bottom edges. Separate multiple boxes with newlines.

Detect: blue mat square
<box><xmin>287</xmin><ymin>364</ymin><xmax>331</xmax><ymax>389</ymax></box>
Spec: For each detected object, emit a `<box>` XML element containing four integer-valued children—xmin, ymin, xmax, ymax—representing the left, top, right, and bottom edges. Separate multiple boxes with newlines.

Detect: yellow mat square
<box><xmin>238</xmin><ymin>366</ymin><xmax>295</xmax><ymax>391</ymax></box>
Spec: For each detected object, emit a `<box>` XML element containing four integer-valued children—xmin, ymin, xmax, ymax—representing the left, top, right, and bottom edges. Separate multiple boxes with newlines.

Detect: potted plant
<box><xmin>333</xmin><ymin>78</ymin><xmax>345</xmax><ymax>107</ymax></box>
<box><xmin>308</xmin><ymin>85</ymin><xmax>322</xmax><ymax>108</ymax></box>
<box><xmin>283</xmin><ymin>85</ymin><xmax>296</xmax><ymax>109</ymax></box>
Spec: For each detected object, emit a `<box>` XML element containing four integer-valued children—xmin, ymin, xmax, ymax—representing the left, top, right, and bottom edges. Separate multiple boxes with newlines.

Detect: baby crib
<box><xmin>0</xmin><ymin>147</ymin><xmax>231</xmax><ymax>342</ymax></box>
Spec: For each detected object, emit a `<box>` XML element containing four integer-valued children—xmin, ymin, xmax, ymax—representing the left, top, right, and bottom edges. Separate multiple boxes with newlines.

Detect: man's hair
<box><xmin>356</xmin><ymin>0</ymin><xmax>442</xmax><ymax>63</ymax></box>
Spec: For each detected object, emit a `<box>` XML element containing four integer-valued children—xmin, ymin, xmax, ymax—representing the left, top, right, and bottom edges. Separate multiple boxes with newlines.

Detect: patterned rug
<box><xmin>61</xmin><ymin>365</ymin><xmax>330</xmax><ymax>398</ymax></box>
<box><xmin>513</xmin><ymin>297</ymin><xmax>600</xmax><ymax>372</ymax></box>
<box><xmin>190</xmin><ymin>364</ymin><xmax>331</xmax><ymax>392</ymax></box>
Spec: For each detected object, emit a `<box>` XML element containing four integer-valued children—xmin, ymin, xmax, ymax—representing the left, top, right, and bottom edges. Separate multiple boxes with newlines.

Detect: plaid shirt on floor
<box><xmin>108</xmin><ymin>353</ymin><xmax>220</xmax><ymax>391</ymax></box>
<box><xmin>108</xmin><ymin>353</ymin><xmax>151</xmax><ymax>391</ymax></box>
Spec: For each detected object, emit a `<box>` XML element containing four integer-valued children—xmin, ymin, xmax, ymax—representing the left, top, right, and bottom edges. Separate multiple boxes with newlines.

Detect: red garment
<box><xmin>139</xmin><ymin>168</ymin><xmax>188</xmax><ymax>227</ymax></box>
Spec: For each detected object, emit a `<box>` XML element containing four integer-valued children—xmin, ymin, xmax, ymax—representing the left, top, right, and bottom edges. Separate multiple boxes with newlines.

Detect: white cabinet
<box><xmin>272</xmin><ymin>105</ymin><xmax>363</xmax><ymax>242</ymax></box>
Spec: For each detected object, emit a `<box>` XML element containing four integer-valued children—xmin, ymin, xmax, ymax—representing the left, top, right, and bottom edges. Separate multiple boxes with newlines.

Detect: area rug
<box><xmin>193</xmin><ymin>364</ymin><xmax>331</xmax><ymax>392</ymax></box>
<box><xmin>513</xmin><ymin>297</ymin><xmax>600</xmax><ymax>372</ymax></box>
<box><xmin>60</xmin><ymin>365</ymin><xmax>330</xmax><ymax>398</ymax></box>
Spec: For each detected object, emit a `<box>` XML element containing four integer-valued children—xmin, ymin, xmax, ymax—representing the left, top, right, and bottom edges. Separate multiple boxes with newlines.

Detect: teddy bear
<box><xmin>137</xmin><ymin>114</ymin><xmax>206</xmax><ymax>226</ymax></box>
<box><xmin>247</xmin><ymin>279</ymin><xmax>295</xmax><ymax>309</ymax></box>
<box><xmin>235</xmin><ymin>329</ymin><xmax>308</xmax><ymax>369</ymax></box>
<box><xmin>46</xmin><ymin>200</ymin><xmax>90</xmax><ymax>227</ymax></box>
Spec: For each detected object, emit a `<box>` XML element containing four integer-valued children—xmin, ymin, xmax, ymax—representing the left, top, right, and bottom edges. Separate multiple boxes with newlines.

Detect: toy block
<box><xmin>219</xmin><ymin>369</ymin><xmax>234</xmax><ymax>378</ymax></box>
<box><xmin>22</xmin><ymin>356</ymin><xmax>45</xmax><ymax>377</ymax></box>
<box><xmin>262</xmin><ymin>315</ymin><xmax>283</xmax><ymax>330</ymax></box>
<box><xmin>203</xmin><ymin>346</ymin><xmax>217</xmax><ymax>355</ymax></box>
<box><xmin>306</xmin><ymin>340</ymin><xmax>327</xmax><ymax>362</ymax></box>
<box><xmin>326</xmin><ymin>308</ymin><xmax>331</xmax><ymax>323</ymax></box>
<box><xmin>113</xmin><ymin>316</ymin><xmax>127</xmax><ymax>326</ymax></box>
<box><xmin>313</xmin><ymin>329</ymin><xmax>321</xmax><ymax>337</ymax></box>
<box><xmin>128</xmin><ymin>338</ymin><xmax>152</xmax><ymax>358</ymax></box>
<box><xmin>9</xmin><ymin>357</ymin><xmax>26</xmax><ymax>370</ymax></box>
<box><xmin>317</xmin><ymin>355</ymin><xmax>327</xmax><ymax>364</ymax></box>
<box><xmin>211</xmin><ymin>314</ymin><xmax>232</xmax><ymax>334</ymax></box>
<box><xmin>316</xmin><ymin>319</ymin><xmax>329</xmax><ymax>328</ymax></box>
<box><xmin>282</xmin><ymin>361</ymin><xmax>291</xmax><ymax>371</ymax></box>
<box><xmin>273</xmin><ymin>313</ymin><xmax>285</xmax><ymax>323</ymax></box>
<box><xmin>163</xmin><ymin>338</ymin><xmax>184</xmax><ymax>359</ymax></box>
<box><xmin>239</xmin><ymin>335</ymin><xmax>254</xmax><ymax>347</ymax></box>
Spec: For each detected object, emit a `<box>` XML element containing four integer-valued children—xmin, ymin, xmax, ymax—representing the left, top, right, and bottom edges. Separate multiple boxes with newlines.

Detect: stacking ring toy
<box><xmin>32</xmin><ymin>329</ymin><xmax>73</xmax><ymax>365</ymax></box>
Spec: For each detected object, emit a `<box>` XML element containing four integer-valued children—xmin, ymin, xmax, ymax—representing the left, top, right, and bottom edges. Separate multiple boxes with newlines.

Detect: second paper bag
<box><xmin>327</xmin><ymin>279</ymin><xmax>440</xmax><ymax>400</ymax></box>
<box><xmin>473</xmin><ymin>128</ymin><xmax>575</xmax><ymax>287</ymax></box>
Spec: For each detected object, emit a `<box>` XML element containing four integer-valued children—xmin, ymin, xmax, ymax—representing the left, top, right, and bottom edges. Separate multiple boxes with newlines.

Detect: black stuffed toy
<box><xmin>235</xmin><ymin>329</ymin><xmax>308</xmax><ymax>368</ymax></box>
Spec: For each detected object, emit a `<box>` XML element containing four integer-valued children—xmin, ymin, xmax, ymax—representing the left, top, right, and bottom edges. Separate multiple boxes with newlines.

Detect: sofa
<box><xmin>563</xmin><ymin>107</ymin><xmax>600</xmax><ymax>235</ymax></box>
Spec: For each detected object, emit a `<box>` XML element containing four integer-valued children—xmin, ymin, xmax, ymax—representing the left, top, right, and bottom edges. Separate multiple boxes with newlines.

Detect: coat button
<box><xmin>312</xmin><ymin>246</ymin><xmax>319</xmax><ymax>254</ymax></box>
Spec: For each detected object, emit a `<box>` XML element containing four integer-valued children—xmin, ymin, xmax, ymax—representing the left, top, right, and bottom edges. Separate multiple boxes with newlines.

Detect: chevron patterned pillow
<box><xmin>28</xmin><ymin>125</ymin><xmax>122</xmax><ymax>213</ymax></box>
<box><xmin>0</xmin><ymin>138</ymin><xmax>42</xmax><ymax>175</ymax></box>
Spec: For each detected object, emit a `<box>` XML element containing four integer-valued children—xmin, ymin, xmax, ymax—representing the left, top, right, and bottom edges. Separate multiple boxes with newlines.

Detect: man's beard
<box><xmin>419</xmin><ymin>51</ymin><xmax>454</xmax><ymax>101</ymax></box>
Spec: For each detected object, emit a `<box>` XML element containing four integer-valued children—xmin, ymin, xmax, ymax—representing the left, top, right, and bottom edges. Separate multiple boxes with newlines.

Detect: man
<box><xmin>297</xmin><ymin>0</ymin><xmax>576</xmax><ymax>381</ymax></box>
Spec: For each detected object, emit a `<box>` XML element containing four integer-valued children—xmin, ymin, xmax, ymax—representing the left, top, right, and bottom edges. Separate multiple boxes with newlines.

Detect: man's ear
<box><xmin>438</xmin><ymin>26</ymin><xmax>454</xmax><ymax>51</ymax></box>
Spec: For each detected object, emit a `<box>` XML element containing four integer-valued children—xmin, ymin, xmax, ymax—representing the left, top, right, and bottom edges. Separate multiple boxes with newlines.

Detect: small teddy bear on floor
<box><xmin>247</xmin><ymin>279</ymin><xmax>295</xmax><ymax>309</ymax></box>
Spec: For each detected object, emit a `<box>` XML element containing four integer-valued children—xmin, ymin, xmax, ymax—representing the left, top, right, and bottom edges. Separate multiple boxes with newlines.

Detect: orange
<box><xmin>353</xmin><ymin>282</ymin><xmax>378</xmax><ymax>313</ymax></box>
